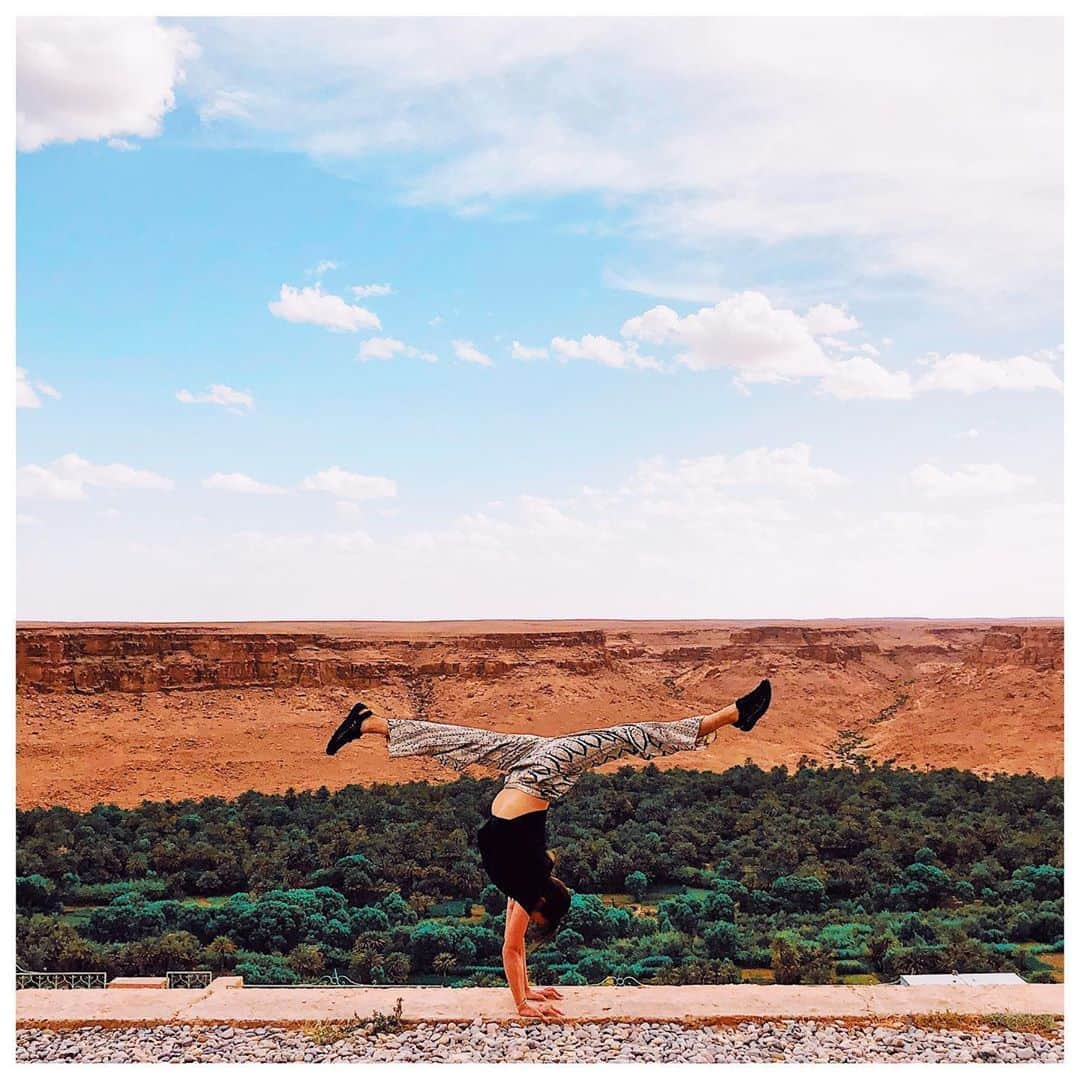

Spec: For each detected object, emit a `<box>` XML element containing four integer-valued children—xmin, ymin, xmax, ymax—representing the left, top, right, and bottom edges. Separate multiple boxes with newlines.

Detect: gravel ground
<box><xmin>16</xmin><ymin>1019</ymin><xmax>1064</xmax><ymax>1063</ymax></box>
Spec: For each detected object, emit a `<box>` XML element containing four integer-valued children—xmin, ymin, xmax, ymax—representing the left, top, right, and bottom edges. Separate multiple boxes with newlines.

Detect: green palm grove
<box><xmin>16</xmin><ymin>760</ymin><xmax>1063</xmax><ymax>987</ymax></box>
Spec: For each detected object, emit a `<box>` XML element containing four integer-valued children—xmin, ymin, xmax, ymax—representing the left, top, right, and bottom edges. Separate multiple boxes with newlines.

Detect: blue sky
<box><xmin>16</xmin><ymin>17</ymin><xmax>1063</xmax><ymax>619</ymax></box>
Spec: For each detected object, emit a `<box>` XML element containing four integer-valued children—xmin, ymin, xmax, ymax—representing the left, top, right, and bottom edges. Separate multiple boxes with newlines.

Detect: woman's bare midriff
<box><xmin>491</xmin><ymin>785</ymin><xmax>550</xmax><ymax>819</ymax></box>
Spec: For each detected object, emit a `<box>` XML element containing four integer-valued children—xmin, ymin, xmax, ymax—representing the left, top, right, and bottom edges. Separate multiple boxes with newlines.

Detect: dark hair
<box><xmin>527</xmin><ymin>876</ymin><xmax>572</xmax><ymax>947</ymax></box>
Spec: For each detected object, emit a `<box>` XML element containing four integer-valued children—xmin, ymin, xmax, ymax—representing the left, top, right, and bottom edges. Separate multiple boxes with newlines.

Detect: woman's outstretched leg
<box><xmin>501</xmin><ymin>679</ymin><xmax>772</xmax><ymax>800</ymax></box>
<box><xmin>325</xmin><ymin>700</ymin><xmax>543</xmax><ymax>773</ymax></box>
<box><xmin>360</xmin><ymin>715</ymin><xmax>389</xmax><ymax>737</ymax></box>
<box><xmin>502</xmin><ymin>714</ymin><xmax>711</xmax><ymax>801</ymax></box>
<box><xmin>381</xmin><ymin>715</ymin><xmax>543</xmax><ymax>772</ymax></box>
<box><xmin>655</xmin><ymin>679</ymin><xmax>771</xmax><ymax>740</ymax></box>
<box><xmin>697</xmin><ymin>701</ymin><xmax>738</xmax><ymax>737</ymax></box>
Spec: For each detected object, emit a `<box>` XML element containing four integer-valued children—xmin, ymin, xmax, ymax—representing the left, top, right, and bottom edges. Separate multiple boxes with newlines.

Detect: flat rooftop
<box><xmin>17</xmin><ymin>979</ymin><xmax>1064</xmax><ymax>1028</ymax></box>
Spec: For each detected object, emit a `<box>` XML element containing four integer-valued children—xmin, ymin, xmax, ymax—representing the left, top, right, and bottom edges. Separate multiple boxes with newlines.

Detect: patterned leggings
<box><xmin>385</xmin><ymin>713</ymin><xmax>714</xmax><ymax>802</ymax></box>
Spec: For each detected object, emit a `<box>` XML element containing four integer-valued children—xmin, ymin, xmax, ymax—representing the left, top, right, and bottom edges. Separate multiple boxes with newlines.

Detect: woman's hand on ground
<box><xmin>517</xmin><ymin>1000</ymin><xmax>565</xmax><ymax>1019</ymax></box>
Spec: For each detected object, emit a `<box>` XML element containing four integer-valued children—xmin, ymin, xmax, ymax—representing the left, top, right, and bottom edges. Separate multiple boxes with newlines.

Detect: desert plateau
<box><xmin>17</xmin><ymin>619</ymin><xmax>1063</xmax><ymax>810</ymax></box>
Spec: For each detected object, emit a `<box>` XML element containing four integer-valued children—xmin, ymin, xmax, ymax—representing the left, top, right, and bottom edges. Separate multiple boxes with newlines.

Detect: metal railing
<box><xmin>167</xmin><ymin>970</ymin><xmax>214</xmax><ymax>989</ymax></box>
<box><xmin>16</xmin><ymin>969</ymin><xmax>108</xmax><ymax>990</ymax></box>
<box><xmin>247</xmin><ymin>970</ymin><xmax>401</xmax><ymax>988</ymax></box>
<box><xmin>308</xmin><ymin>970</ymin><xmax>362</xmax><ymax>987</ymax></box>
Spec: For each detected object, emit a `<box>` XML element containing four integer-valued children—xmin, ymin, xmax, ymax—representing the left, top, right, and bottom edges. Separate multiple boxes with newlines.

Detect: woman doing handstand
<box><xmin>324</xmin><ymin>679</ymin><xmax>772</xmax><ymax>1018</ymax></box>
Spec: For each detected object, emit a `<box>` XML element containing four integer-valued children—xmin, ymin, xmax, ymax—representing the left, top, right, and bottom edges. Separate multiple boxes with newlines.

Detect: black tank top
<box><xmin>476</xmin><ymin>808</ymin><xmax>554</xmax><ymax>912</ymax></box>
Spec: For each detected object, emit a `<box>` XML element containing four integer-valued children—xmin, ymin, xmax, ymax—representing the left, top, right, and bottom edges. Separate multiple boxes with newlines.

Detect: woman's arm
<box><xmin>501</xmin><ymin>899</ymin><xmax>531</xmax><ymax>1008</ymax></box>
<box><xmin>502</xmin><ymin>899</ymin><xmax>563</xmax><ymax>1017</ymax></box>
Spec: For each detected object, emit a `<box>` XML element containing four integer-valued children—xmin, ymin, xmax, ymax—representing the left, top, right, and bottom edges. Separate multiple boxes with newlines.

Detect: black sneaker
<box><xmin>326</xmin><ymin>701</ymin><xmax>374</xmax><ymax>756</ymax></box>
<box><xmin>734</xmin><ymin>679</ymin><xmax>771</xmax><ymax>732</ymax></box>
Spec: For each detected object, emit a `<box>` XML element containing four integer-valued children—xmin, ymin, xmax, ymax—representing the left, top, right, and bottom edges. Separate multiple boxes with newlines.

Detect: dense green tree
<box><xmin>433</xmin><ymin>952</ymin><xmax>456</xmax><ymax>983</ymax></box>
<box><xmin>86</xmin><ymin>897</ymin><xmax>166</xmax><ymax>943</ymax></box>
<box><xmin>234</xmin><ymin>954</ymin><xmax>297</xmax><ymax>985</ymax></box>
<box><xmin>201</xmin><ymin>936</ymin><xmax>238</xmax><ymax>972</ymax></box>
<box><xmin>866</xmin><ymin>931</ymin><xmax>898</xmax><ymax>974</ymax></box>
<box><xmin>561</xmin><ymin>894</ymin><xmax>616</xmax><ymax>942</ymax></box>
<box><xmin>480</xmin><ymin>884</ymin><xmax>505</xmax><ymax>915</ymax></box>
<box><xmin>702</xmin><ymin>921</ymin><xmax>742</xmax><ymax>960</ymax></box>
<box><xmin>772</xmin><ymin>875</ymin><xmax>827</xmax><ymax>913</ymax></box>
<box><xmin>1013</xmin><ymin>865</ymin><xmax>1064</xmax><ymax>901</ymax></box>
<box><xmin>702</xmin><ymin>891</ymin><xmax>736</xmax><ymax>922</ymax></box>
<box><xmin>771</xmin><ymin>934</ymin><xmax>836</xmax><ymax>985</ymax></box>
<box><xmin>624</xmin><ymin>870</ymin><xmax>648</xmax><ymax>900</ymax></box>
<box><xmin>16</xmin><ymin>916</ymin><xmax>103</xmax><ymax>972</ymax></box>
<box><xmin>554</xmin><ymin>927</ymin><xmax>585</xmax><ymax>959</ymax></box>
<box><xmin>377</xmin><ymin>891</ymin><xmax>419</xmax><ymax>926</ymax></box>
<box><xmin>16</xmin><ymin>875</ymin><xmax>62</xmax><ymax>915</ymax></box>
<box><xmin>378</xmin><ymin>951</ymin><xmax>411</xmax><ymax>984</ymax></box>
<box><xmin>658</xmin><ymin>896</ymin><xmax>701</xmax><ymax>935</ymax></box>
<box><xmin>287</xmin><ymin>943</ymin><xmax>326</xmax><ymax>980</ymax></box>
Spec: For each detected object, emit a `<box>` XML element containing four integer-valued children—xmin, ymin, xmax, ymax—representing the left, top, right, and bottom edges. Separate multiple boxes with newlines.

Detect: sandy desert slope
<box><xmin>16</xmin><ymin>620</ymin><xmax>1062</xmax><ymax>809</ymax></box>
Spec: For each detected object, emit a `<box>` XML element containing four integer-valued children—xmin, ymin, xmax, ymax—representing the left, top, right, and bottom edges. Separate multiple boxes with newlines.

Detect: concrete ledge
<box><xmin>108</xmin><ymin>977</ymin><xmax>169</xmax><ymax>990</ymax></box>
<box><xmin>16</xmin><ymin>980</ymin><xmax>1064</xmax><ymax>1028</ymax></box>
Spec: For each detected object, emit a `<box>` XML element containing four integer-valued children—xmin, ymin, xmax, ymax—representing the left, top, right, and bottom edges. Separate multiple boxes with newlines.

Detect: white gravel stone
<box><xmin>15</xmin><ymin>1020</ymin><xmax>1064</xmax><ymax>1064</ymax></box>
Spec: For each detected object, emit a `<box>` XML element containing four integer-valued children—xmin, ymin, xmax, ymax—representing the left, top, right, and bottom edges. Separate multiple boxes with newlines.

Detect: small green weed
<box><xmin>304</xmin><ymin>997</ymin><xmax>405</xmax><ymax>1044</ymax></box>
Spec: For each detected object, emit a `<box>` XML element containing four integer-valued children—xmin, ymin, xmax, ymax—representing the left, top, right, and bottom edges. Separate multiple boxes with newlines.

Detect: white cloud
<box><xmin>358</xmin><ymin>337</ymin><xmax>401</xmax><ymax>360</ymax></box>
<box><xmin>17</xmin><ymin>453</ymin><xmax>173</xmax><ymax>501</ymax></box>
<box><xmin>335</xmin><ymin>500</ymin><xmax>365</xmax><ymax>522</ymax></box>
<box><xmin>804</xmin><ymin>303</ymin><xmax>860</xmax><ymax>337</ymax></box>
<box><xmin>819</xmin><ymin>336</ymin><xmax>858</xmax><ymax>353</ymax></box>
<box><xmin>351</xmin><ymin>283</ymin><xmax>393</xmax><ymax>297</ymax></box>
<box><xmin>518</xmin><ymin>495</ymin><xmax>601</xmax><ymax>541</ymax></box>
<box><xmin>18</xmin><ymin>448</ymin><xmax>1063</xmax><ymax>619</ymax></box>
<box><xmin>229</xmin><ymin>528</ymin><xmax>375</xmax><ymax>556</ymax></box>
<box><xmin>322</xmin><ymin>529</ymin><xmax>377</xmax><ymax>552</ymax></box>
<box><xmin>300</xmin><ymin>465</ymin><xmax>397</xmax><ymax>501</ymax></box>
<box><xmin>914</xmin><ymin>352</ymin><xmax>1063</xmax><ymax>394</ymax></box>
<box><xmin>181</xmin><ymin>19</ymin><xmax>1062</xmax><ymax>305</ymax></box>
<box><xmin>17</xmin><ymin>17</ymin><xmax>197</xmax><ymax>151</ymax></box>
<box><xmin>816</xmin><ymin>345</ymin><xmax>1064</xmax><ymax>400</ymax></box>
<box><xmin>451</xmin><ymin>340</ymin><xmax>494</xmax><ymax>366</ymax></box>
<box><xmin>817</xmin><ymin>356</ymin><xmax>913</xmax><ymax>401</ymax></box>
<box><xmin>957</xmin><ymin>428</ymin><xmax>980</xmax><ymax>440</ymax></box>
<box><xmin>402</xmin><ymin>495</ymin><xmax>607</xmax><ymax>560</ymax></box>
<box><xmin>618</xmin><ymin>305</ymin><xmax>680</xmax><ymax>345</ymax></box>
<box><xmin>359</xmin><ymin>337</ymin><xmax>437</xmax><ymax>363</ymax></box>
<box><xmin>621</xmin><ymin>291</ymin><xmax>831</xmax><ymax>381</ymax></box>
<box><xmin>203</xmin><ymin>472</ymin><xmax>284</xmax><ymax>495</ymax></box>
<box><xmin>395</xmin><ymin>443</ymin><xmax>843</xmax><ymax>589</ymax></box>
<box><xmin>106</xmin><ymin>137</ymin><xmax>138</xmax><ymax>152</ymax></box>
<box><xmin>268</xmin><ymin>283</ymin><xmax>380</xmax><ymax>332</ymax></box>
<box><xmin>308</xmin><ymin>259</ymin><xmax>338</xmax><ymax>276</ymax></box>
<box><xmin>629</xmin><ymin>443</ymin><xmax>845</xmax><ymax>499</ymax></box>
<box><xmin>1034</xmin><ymin>344</ymin><xmax>1064</xmax><ymax>363</ymax></box>
<box><xmin>909</xmin><ymin>462</ymin><xmax>1036</xmax><ymax>499</ymax></box>
<box><xmin>176</xmin><ymin>383</ymin><xmax>255</xmax><ymax>412</ymax></box>
<box><xmin>199</xmin><ymin>88</ymin><xmax>255</xmax><ymax>122</ymax></box>
<box><xmin>603</xmin><ymin>266</ymin><xmax>729</xmax><ymax>305</ymax></box>
<box><xmin>16</xmin><ymin>367</ymin><xmax>60</xmax><ymax>409</ymax></box>
<box><xmin>551</xmin><ymin>334</ymin><xmax>660</xmax><ymax>371</ymax></box>
<box><xmin>511</xmin><ymin>341</ymin><xmax>548</xmax><ymax>361</ymax></box>
<box><xmin>589</xmin><ymin>290</ymin><xmax>1065</xmax><ymax>400</ymax></box>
